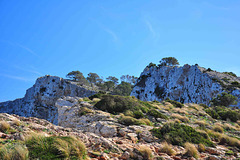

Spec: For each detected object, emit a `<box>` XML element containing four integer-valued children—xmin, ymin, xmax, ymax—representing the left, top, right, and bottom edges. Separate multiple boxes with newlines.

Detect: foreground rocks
<box><xmin>1</xmin><ymin>97</ymin><xmax>239</xmax><ymax>159</ymax></box>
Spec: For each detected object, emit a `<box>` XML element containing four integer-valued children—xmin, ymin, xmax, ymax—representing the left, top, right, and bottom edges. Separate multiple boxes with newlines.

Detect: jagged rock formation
<box><xmin>0</xmin><ymin>75</ymin><xmax>95</xmax><ymax>124</ymax></box>
<box><xmin>131</xmin><ymin>64</ymin><xmax>240</xmax><ymax>106</ymax></box>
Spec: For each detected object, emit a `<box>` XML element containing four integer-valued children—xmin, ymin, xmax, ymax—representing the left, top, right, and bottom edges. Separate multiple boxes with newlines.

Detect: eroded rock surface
<box><xmin>131</xmin><ymin>64</ymin><xmax>240</xmax><ymax>106</ymax></box>
<box><xmin>0</xmin><ymin>75</ymin><xmax>95</xmax><ymax>124</ymax></box>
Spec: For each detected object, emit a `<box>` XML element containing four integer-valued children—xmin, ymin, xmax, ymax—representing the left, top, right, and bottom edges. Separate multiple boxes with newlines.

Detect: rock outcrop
<box><xmin>0</xmin><ymin>75</ymin><xmax>95</xmax><ymax>124</ymax></box>
<box><xmin>131</xmin><ymin>64</ymin><xmax>240</xmax><ymax>106</ymax></box>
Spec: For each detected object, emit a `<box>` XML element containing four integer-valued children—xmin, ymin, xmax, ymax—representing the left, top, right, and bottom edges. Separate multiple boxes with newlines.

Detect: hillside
<box><xmin>0</xmin><ymin>75</ymin><xmax>95</xmax><ymax>124</ymax></box>
<box><xmin>0</xmin><ymin>95</ymin><xmax>240</xmax><ymax>159</ymax></box>
<box><xmin>131</xmin><ymin>64</ymin><xmax>240</xmax><ymax>107</ymax></box>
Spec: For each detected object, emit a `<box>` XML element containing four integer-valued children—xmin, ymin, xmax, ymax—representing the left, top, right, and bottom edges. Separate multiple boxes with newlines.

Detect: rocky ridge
<box><xmin>0</xmin><ymin>97</ymin><xmax>240</xmax><ymax>159</ymax></box>
<box><xmin>0</xmin><ymin>75</ymin><xmax>95</xmax><ymax>124</ymax></box>
<box><xmin>131</xmin><ymin>64</ymin><xmax>240</xmax><ymax>107</ymax></box>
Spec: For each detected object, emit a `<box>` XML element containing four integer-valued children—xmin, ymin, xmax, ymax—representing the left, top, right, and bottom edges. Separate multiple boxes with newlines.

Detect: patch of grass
<box><xmin>194</xmin><ymin>120</ymin><xmax>207</xmax><ymax>128</ymax></box>
<box><xmin>213</xmin><ymin>125</ymin><xmax>224</xmax><ymax>133</ymax></box>
<box><xmin>139</xmin><ymin>118</ymin><xmax>153</xmax><ymax>126</ymax></box>
<box><xmin>159</xmin><ymin>142</ymin><xmax>176</xmax><ymax>156</ymax></box>
<box><xmin>151</xmin><ymin>122</ymin><xmax>214</xmax><ymax>147</ymax></box>
<box><xmin>0</xmin><ymin>143</ymin><xmax>29</xmax><ymax>160</ymax></box>
<box><xmin>138</xmin><ymin>145</ymin><xmax>153</xmax><ymax>160</ymax></box>
<box><xmin>184</xmin><ymin>142</ymin><xmax>199</xmax><ymax>159</ymax></box>
<box><xmin>165</xmin><ymin>98</ymin><xmax>184</xmax><ymax>108</ymax></box>
<box><xmin>12</xmin><ymin>120</ymin><xmax>21</xmax><ymax>126</ymax></box>
<box><xmin>171</xmin><ymin>114</ymin><xmax>189</xmax><ymax>123</ymax></box>
<box><xmin>198</xmin><ymin>143</ymin><xmax>205</xmax><ymax>152</ymax></box>
<box><xmin>24</xmin><ymin>133</ymin><xmax>88</xmax><ymax>159</ymax></box>
<box><xmin>148</xmin><ymin>109</ymin><xmax>168</xmax><ymax>119</ymax></box>
<box><xmin>172</xmin><ymin>108</ymin><xmax>188</xmax><ymax>115</ymax></box>
<box><xmin>0</xmin><ymin>121</ymin><xmax>10</xmax><ymax>133</ymax></box>
<box><xmin>78</xmin><ymin>107</ymin><xmax>93</xmax><ymax>116</ymax></box>
<box><xmin>118</xmin><ymin>115</ymin><xmax>144</xmax><ymax>126</ymax></box>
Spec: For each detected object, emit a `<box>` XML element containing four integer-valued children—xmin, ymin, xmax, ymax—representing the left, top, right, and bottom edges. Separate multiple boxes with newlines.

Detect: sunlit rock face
<box><xmin>0</xmin><ymin>75</ymin><xmax>95</xmax><ymax>124</ymax></box>
<box><xmin>131</xmin><ymin>64</ymin><xmax>240</xmax><ymax>107</ymax></box>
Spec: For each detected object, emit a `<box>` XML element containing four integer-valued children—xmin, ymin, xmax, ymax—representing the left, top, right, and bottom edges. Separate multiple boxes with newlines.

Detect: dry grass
<box><xmin>159</xmin><ymin>142</ymin><xmax>176</xmax><ymax>156</ymax></box>
<box><xmin>184</xmin><ymin>142</ymin><xmax>199</xmax><ymax>159</ymax></box>
<box><xmin>78</xmin><ymin>107</ymin><xmax>93</xmax><ymax>116</ymax></box>
<box><xmin>139</xmin><ymin>118</ymin><xmax>152</xmax><ymax>126</ymax></box>
<box><xmin>213</xmin><ymin>125</ymin><xmax>224</xmax><ymax>133</ymax></box>
<box><xmin>194</xmin><ymin>120</ymin><xmax>208</xmax><ymax>128</ymax></box>
<box><xmin>223</xmin><ymin>123</ymin><xmax>238</xmax><ymax>131</ymax></box>
<box><xmin>207</xmin><ymin>130</ymin><xmax>240</xmax><ymax>148</ymax></box>
<box><xmin>0</xmin><ymin>143</ymin><xmax>29</xmax><ymax>160</ymax></box>
<box><xmin>188</xmin><ymin>104</ymin><xmax>202</xmax><ymax>111</ymax></box>
<box><xmin>198</xmin><ymin>143</ymin><xmax>205</xmax><ymax>152</ymax></box>
<box><xmin>138</xmin><ymin>145</ymin><xmax>153</xmax><ymax>160</ymax></box>
<box><xmin>237</xmin><ymin>120</ymin><xmax>240</xmax><ymax>126</ymax></box>
<box><xmin>162</xmin><ymin>102</ymin><xmax>174</xmax><ymax>110</ymax></box>
<box><xmin>92</xmin><ymin>98</ymin><xmax>101</xmax><ymax>102</ymax></box>
<box><xmin>219</xmin><ymin>135</ymin><xmax>240</xmax><ymax>148</ymax></box>
<box><xmin>0</xmin><ymin>121</ymin><xmax>10</xmax><ymax>132</ymax></box>
<box><xmin>12</xmin><ymin>119</ymin><xmax>21</xmax><ymax>126</ymax></box>
<box><xmin>171</xmin><ymin>114</ymin><xmax>189</xmax><ymax>122</ymax></box>
<box><xmin>172</xmin><ymin>108</ymin><xmax>188</xmax><ymax>115</ymax></box>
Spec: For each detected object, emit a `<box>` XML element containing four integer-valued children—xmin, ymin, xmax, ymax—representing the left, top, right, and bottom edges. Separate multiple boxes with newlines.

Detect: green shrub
<box><xmin>211</xmin><ymin>92</ymin><xmax>237</xmax><ymax>107</ymax></box>
<box><xmin>89</xmin><ymin>93</ymin><xmax>105</xmax><ymax>100</ymax></box>
<box><xmin>151</xmin><ymin>123</ymin><xmax>214</xmax><ymax>147</ymax></box>
<box><xmin>223</xmin><ymin>72</ymin><xmax>237</xmax><ymax>77</ymax></box>
<box><xmin>148</xmin><ymin>109</ymin><xmax>168</xmax><ymax>119</ymax></box>
<box><xmin>165</xmin><ymin>98</ymin><xmax>184</xmax><ymax>108</ymax></box>
<box><xmin>205</xmin><ymin>108</ymin><xmax>220</xmax><ymax>119</ymax></box>
<box><xmin>133</xmin><ymin>110</ymin><xmax>144</xmax><ymax>119</ymax></box>
<box><xmin>94</xmin><ymin>95</ymin><xmax>153</xmax><ymax>115</ymax></box>
<box><xmin>205</xmin><ymin>106</ymin><xmax>240</xmax><ymax>122</ymax></box>
<box><xmin>25</xmin><ymin>135</ymin><xmax>87</xmax><ymax>159</ymax></box>
<box><xmin>218</xmin><ymin>110</ymin><xmax>240</xmax><ymax>122</ymax></box>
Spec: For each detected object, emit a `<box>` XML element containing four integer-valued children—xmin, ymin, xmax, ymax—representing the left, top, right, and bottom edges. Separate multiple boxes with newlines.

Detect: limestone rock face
<box><xmin>55</xmin><ymin>96</ymin><xmax>118</xmax><ymax>138</ymax></box>
<box><xmin>0</xmin><ymin>75</ymin><xmax>95</xmax><ymax>124</ymax></box>
<box><xmin>131</xmin><ymin>64</ymin><xmax>240</xmax><ymax>106</ymax></box>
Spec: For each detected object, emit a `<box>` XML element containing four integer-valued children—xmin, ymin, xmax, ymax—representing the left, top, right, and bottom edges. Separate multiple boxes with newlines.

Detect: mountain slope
<box><xmin>0</xmin><ymin>75</ymin><xmax>95</xmax><ymax>124</ymax></box>
<box><xmin>131</xmin><ymin>64</ymin><xmax>240</xmax><ymax>107</ymax></box>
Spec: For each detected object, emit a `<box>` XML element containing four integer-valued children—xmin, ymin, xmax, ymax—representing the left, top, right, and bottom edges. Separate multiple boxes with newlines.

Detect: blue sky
<box><xmin>0</xmin><ymin>0</ymin><xmax>240</xmax><ymax>102</ymax></box>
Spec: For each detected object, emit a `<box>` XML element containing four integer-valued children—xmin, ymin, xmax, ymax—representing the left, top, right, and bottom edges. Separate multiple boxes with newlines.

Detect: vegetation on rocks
<box><xmin>151</xmin><ymin>122</ymin><xmax>214</xmax><ymax>147</ymax></box>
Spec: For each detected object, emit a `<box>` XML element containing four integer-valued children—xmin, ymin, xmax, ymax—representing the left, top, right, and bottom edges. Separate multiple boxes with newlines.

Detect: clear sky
<box><xmin>0</xmin><ymin>0</ymin><xmax>240</xmax><ymax>102</ymax></box>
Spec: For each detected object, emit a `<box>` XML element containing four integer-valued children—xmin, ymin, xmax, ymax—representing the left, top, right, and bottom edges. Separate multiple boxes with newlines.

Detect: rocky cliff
<box><xmin>131</xmin><ymin>64</ymin><xmax>240</xmax><ymax>106</ymax></box>
<box><xmin>0</xmin><ymin>75</ymin><xmax>95</xmax><ymax>124</ymax></box>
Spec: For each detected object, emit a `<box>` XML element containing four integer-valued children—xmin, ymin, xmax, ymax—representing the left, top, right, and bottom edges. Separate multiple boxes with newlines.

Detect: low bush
<box><xmin>133</xmin><ymin>110</ymin><xmax>144</xmax><ymax>119</ymax></box>
<box><xmin>205</xmin><ymin>106</ymin><xmax>240</xmax><ymax>122</ymax></box>
<box><xmin>151</xmin><ymin>122</ymin><xmax>214</xmax><ymax>147</ymax></box>
<box><xmin>95</xmin><ymin>95</ymin><xmax>154</xmax><ymax>115</ymax></box>
<box><xmin>148</xmin><ymin>109</ymin><xmax>168</xmax><ymax>119</ymax></box>
<box><xmin>165</xmin><ymin>98</ymin><xmax>184</xmax><ymax>108</ymax></box>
